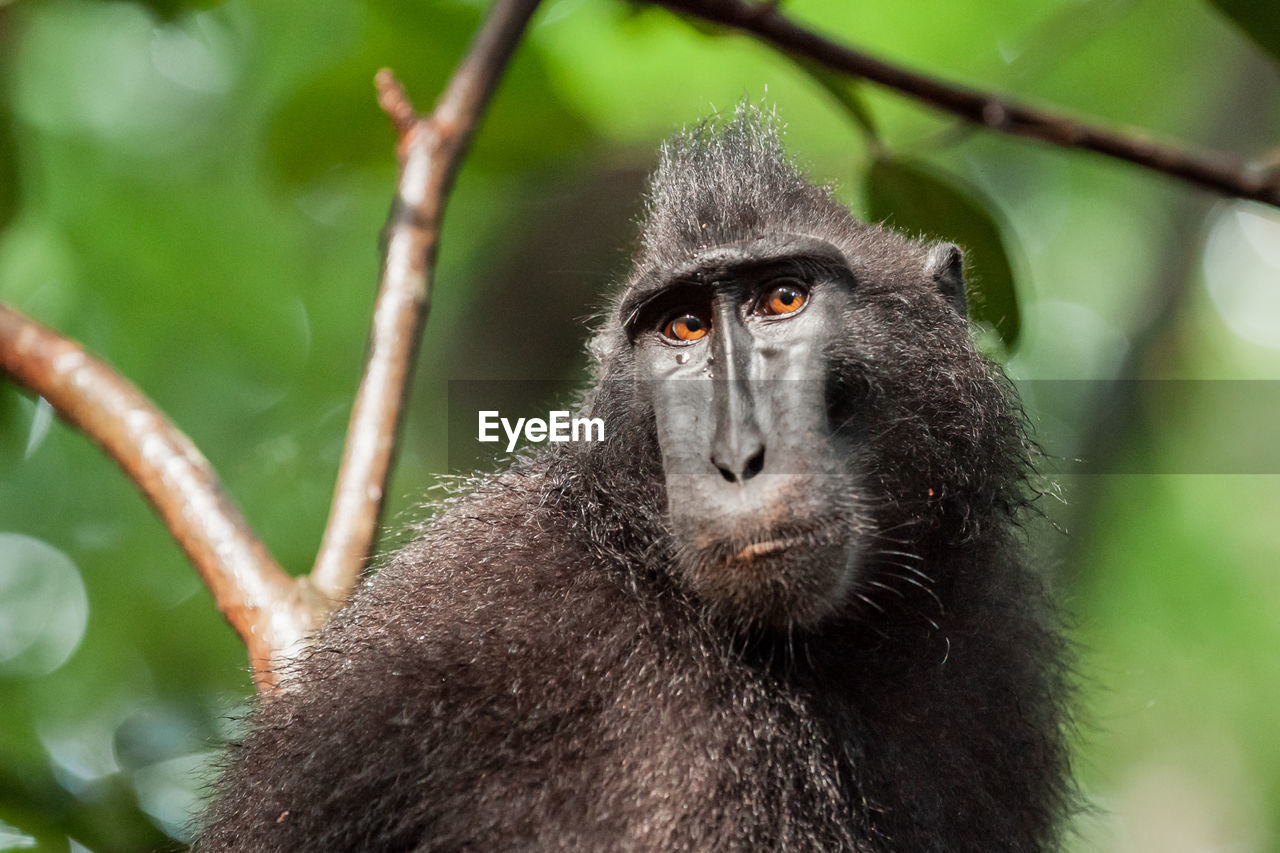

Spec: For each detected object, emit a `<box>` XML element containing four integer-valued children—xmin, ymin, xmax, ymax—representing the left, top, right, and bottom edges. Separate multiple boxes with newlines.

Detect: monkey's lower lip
<box><xmin>733</xmin><ymin>537</ymin><xmax>802</xmax><ymax>561</ymax></box>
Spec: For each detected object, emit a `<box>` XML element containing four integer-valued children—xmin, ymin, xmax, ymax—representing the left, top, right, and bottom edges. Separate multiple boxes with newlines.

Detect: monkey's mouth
<box><xmin>732</xmin><ymin>537</ymin><xmax>802</xmax><ymax>561</ymax></box>
<box><xmin>710</xmin><ymin>517</ymin><xmax>843</xmax><ymax>566</ymax></box>
<box><xmin>679</xmin><ymin>521</ymin><xmax>859</xmax><ymax>630</ymax></box>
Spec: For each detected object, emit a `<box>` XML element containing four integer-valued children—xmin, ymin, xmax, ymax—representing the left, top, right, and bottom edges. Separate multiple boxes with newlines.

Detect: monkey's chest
<box><xmin>412</xmin><ymin>652</ymin><xmax>869</xmax><ymax>852</ymax></box>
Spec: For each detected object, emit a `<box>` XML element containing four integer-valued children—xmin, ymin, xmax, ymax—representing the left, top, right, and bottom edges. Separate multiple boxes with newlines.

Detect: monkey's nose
<box><xmin>712</xmin><ymin>442</ymin><xmax>766</xmax><ymax>483</ymax></box>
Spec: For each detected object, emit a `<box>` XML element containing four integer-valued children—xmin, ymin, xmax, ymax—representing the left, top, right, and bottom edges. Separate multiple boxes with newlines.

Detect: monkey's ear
<box><xmin>925</xmin><ymin>242</ymin><xmax>967</xmax><ymax>317</ymax></box>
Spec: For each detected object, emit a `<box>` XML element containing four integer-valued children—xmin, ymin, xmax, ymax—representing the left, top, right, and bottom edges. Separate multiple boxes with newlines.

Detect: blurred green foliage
<box><xmin>1209</xmin><ymin>0</ymin><xmax>1280</xmax><ymax>65</ymax></box>
<box><xmin>0</xmin><ymin>0</ymin><xmax>1278</xmax><ymax>850</ymax></box>
<box><xmin>866</xmin><ymin>156</ymin><xmax>1021</xmax><ymax>346</ymax></box>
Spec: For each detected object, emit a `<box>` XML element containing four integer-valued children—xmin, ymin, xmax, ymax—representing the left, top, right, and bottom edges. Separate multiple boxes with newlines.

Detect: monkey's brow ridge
<box><xmin>620</xmin><ymin>234</ymin><xmax>849</xmax><ymax>330</ymax></box>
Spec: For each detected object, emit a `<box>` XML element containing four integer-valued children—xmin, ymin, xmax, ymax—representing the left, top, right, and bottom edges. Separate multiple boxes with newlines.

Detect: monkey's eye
<box><xmin>661</xmin><ymin>313</ymin><xmax>709</xmax><ymax>343</ymax></box>
<box><xmin>756</xmin><ymin>282</ymin><xmax>808</xmax><ymax>316</ymax></box>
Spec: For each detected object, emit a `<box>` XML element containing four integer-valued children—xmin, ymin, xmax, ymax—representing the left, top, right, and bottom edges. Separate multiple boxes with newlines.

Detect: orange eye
<box><xmin>662</xmin><ymin>313</ymin><xmax>708</xmax><ymax>342</ymax></box>
<box><xmin>759</xmin><ymin>283</ymin><xmax>807</xmax><ymax>316</ymax></box>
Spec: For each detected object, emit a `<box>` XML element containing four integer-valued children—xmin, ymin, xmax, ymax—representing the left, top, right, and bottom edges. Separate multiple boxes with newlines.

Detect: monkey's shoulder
<box><xmin>290</xmin><ymin>465</ymin><xmax>668</xmax><ymax>707</ymax></box>
<box><xmin>235</xmin><ymin>495</ymin><xmax>861</xmax><ymax>851</ymax></box>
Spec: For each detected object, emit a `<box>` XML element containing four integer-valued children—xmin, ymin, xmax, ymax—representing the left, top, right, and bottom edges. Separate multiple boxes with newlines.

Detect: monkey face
<box><xmin>581</xmin><ymin>106</ymin><xmax>995</xmax><ymax>632</ymax></box>
<box><xmin>619</xmin><ymin>236</ymin><xmax>884</xmax><ymax>629</ymax></box>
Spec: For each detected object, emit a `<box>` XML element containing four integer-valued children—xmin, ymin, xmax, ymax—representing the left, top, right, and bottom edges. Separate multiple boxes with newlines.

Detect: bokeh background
<box><xmin>1</xmin><ymin>0</ymin><xmax>1278</xmax><ymax>849</ymax></box>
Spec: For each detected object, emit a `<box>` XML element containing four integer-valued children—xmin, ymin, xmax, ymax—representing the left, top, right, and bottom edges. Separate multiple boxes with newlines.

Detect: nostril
<box><xmin>712</xmin><ymin>444</ymin><xmax>766</xmax><ymax>484</ymax></box>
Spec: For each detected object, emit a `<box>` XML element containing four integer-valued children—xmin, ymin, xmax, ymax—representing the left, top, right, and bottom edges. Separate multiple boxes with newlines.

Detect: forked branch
<box><xmin>0</xmin><ymin>0</ymin><xmax>540</xmax><ymax>691</ymax></box>
<box><xmin>656</xmin><ymin>0</ymin><xmax>1280</xmax><ymax>207</ymax></box>
<box><xmin>308</xmin><ymin>0</ymin><xmax>542</xmax><ymax>603</ymax></box>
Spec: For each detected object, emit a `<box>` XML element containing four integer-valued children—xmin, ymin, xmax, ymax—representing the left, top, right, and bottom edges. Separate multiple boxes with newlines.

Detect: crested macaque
<box><xmin>198</xmin><ymin>107</ymin><xmax>1071</xmax><ymax>852</ymax></box>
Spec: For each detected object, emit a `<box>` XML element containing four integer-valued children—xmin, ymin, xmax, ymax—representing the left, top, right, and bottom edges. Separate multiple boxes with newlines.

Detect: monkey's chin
<box><xmin>678</xmin><ymin>538</ymin><xmax>860</xmax><ymax>631</ymax></box>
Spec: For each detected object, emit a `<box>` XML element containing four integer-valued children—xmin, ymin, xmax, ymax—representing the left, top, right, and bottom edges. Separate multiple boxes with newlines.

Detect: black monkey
<box><xmin>198</xmin><ymin>107</ymin><xmax>1072</xmax><ymax>852</ymax></box>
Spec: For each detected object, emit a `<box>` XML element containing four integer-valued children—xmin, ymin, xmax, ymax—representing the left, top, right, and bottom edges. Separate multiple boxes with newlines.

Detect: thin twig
<box><xmin>308</xmin><ymin>0</ymin><xmax>543</xmax><ymax>602</ymax></box>
<box><xmin>0</xmin><ymin>305</ymin><xmax>319</xmax><ymax>690</ymax></box>
<box><xmin>655</xmin><ymin>0</ymin><xmax>1280</xmax><ymax>207</ymax></box>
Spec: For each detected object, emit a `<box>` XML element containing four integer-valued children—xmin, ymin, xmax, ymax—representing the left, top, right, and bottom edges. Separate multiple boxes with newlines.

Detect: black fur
<box><xmin>197</xmin><ymin>107</ymin><xmax>1072</xmax><ymax>852</ymax></box>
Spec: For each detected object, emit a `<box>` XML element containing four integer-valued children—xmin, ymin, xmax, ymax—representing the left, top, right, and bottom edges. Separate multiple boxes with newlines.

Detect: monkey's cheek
<box><xmin>680</xmin><ymin>541</ymin><xmax>860</xmax><ymax>630</ymax></box>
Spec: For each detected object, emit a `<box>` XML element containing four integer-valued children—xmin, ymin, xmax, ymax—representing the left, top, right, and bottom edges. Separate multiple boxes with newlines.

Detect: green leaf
<box><xmin>1208</xmin><ymin>0</ymin><xmax>1280</xmax><ymax>66</ymax></box>
<box><xmin>793</xmin><ymin>59</ymin><xmax>879</xmax><ymax>142</ymax></box>
<box><xmin>865</xmin><ymin>157</ymin><xmax>1021</xmax><ymax>348</ymax></box>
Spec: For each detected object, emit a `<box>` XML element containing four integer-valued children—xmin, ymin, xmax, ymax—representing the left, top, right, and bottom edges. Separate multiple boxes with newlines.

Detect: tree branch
<box><xmin>308</xmin><ymin>0</ymin><xmax>543</xmax><ymax>602</ymax></box>
<box><xmin>0</xmin><ymin>305</ymin><xmax>317</xmax><ymax>690</ymax></box>
<box><xmin>655</xmin><ymin>0</ymin><xmax>1280</xmax><ymax>207</ymax></box>
<box><xmin>0</xmin><ymin>0</ymin><xmax>540</xmax><ymax>690</ymax></box>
